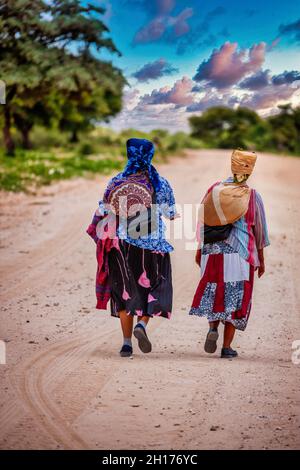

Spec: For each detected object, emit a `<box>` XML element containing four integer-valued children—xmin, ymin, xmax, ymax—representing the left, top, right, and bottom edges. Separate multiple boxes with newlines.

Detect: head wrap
<box><xmin>203</xmin><ymin>149</ymin><xmax>257</xmax><ymax>226</ymax></box>
<box><xmin>231</xmin><ymin>149</ymin><xmax>257</xmax><ymax>176</ymax></box>
<box><xmin>103</xmin><ymin>138</ymin><xmax>162</xmax><ymax>216</ymax></box>
<box><xmin>123</xmin><ymin>138</ymin><xmax>161</xmax><ymax>192</ymax></box>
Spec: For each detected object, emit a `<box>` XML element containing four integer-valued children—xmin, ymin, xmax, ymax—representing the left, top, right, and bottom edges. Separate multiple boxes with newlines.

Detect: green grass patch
<box><xmin>0</xmin><ymin>148</ymin><xmax>124</xmax><ymax>192</ymax></box>
<box><xmin>0</xmin><ymin>126</ymin><xmax>203</xmax><ymax>192</ymax></box>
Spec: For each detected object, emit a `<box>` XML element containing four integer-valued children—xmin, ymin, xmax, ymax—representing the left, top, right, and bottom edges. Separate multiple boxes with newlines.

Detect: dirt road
<box><xmin>0</xmin><ymin>150</ymin><xmax>299</xmax><ymax>450</ymax></box>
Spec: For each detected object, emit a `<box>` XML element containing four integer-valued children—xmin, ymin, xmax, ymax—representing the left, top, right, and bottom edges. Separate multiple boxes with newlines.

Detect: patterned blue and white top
<box><xmin>98</xmin><ymin>171</ymin><xmax>177</xmax><ymax>253</ymax></box>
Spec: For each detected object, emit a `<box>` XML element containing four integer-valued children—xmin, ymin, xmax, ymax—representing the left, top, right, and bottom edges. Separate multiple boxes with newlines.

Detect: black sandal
<box><xmin>204</xmin><ymin>328</ymin><xmax>219</xmax><ymax>353</ymax></box>
<box><xmin>120</xmin><ymin>344</ymin><xmax>133</xmax><ymax>357</ymax></box>
<box><xmin>221</xmin><ymin>347</ymin><xmax>238</xmax><ymax>358</ymax></box>
<box><xmin>134</xmin><ymin>325</ymin><xmax>152</xmax><ymax>353</ymax></box>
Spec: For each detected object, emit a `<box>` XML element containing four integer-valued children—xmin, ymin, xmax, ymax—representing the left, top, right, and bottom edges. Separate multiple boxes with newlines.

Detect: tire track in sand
<box><xmin>8</xmin><ymin>326</ymin><xmax>118</xmax><ymax>449</ymax></box>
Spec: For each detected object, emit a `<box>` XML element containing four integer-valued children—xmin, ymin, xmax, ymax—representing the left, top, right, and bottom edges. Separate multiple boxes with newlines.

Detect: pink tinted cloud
<box><xmin>193</xmin><ymin>41</ymin><xmax>266</xmax><ymax>88</ymax></box>
<box><xmin>167</xmin><ymin>76</ymin><xmax>194</xmax><ymax>105</ymax></box>
<box><xmin>108</xmin><ymin>80</ymin><xmax>299</xmax><ymax>132</ymax></box>
<box><xmin>132</xmin><ymin>58</ymin><xmax>178</xmax><ymax>82</ymax></box>
<box><xmin>122</xmin><ymin>88</ymin><xmax>140</xmax><ymax>110</ymax></box>
<box><xmin>187</xmin><ymin>91</ymin><xmax>227</xmax><ymax>112</ymax></box>
<box><xmin>172</xmin><ymin>8</ymin><xmax>194</xmax><ymax>37</ymax></box>
<box><xmin>267</xmin><ymin>37</ymin><xmax>281</xmax><ymax>51</ymax></box>
<box><xmin>157</xmin><ymin>0</ymin><xmax>175</xmax><ymax>15</ymax></box>
<box><xmin>134</xmin><ymin>17</ymin><xmax>166</xmax><ymax>43</ymax></box>
<box><xmin>133</xmin><ymin>4</ymin><xmax>193</xmax><ymax>44</ymax></box>
<box><xmin>141</xmin><ymin>76</ymin><xmax>195</xmax><ymax>106</ymax></box>
<box><xmin>239</xmin><ymin>84</ymin><xmax>298</xmax><ymax>110</ymax></box>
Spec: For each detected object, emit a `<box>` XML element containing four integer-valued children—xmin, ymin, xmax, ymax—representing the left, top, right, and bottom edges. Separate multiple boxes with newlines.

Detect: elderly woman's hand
<box><xmin>195</xmin><ymin>249</ymin><xmax>201</xmax><ymax>267</ymax></box>
<box><xmin>258</xmin><ymin>262</ymin><xmax>265</xmax><ymax>278</ymax></box>
<box><xmin>257</xmin><ymin>249</ymin><xmax>265</xmax><ymax>277</ymax></box>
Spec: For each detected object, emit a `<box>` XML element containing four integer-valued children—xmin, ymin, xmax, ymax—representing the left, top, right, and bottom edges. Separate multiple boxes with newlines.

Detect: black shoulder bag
<box><xmin>203</xmin><ymin>223</ymin><xmax>232</xmax><ymax>244</ymax></box>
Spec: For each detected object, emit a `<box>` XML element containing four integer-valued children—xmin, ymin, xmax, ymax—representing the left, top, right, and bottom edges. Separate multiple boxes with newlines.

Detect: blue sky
<box><xmin>97</xmin><ymin>0</ymin><xmax>300</xmax><ymax>131</ymax></box>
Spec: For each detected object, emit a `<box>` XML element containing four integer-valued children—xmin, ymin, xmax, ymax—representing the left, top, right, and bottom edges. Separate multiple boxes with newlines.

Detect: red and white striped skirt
<box><xmin>189</xmin><ymin>242</ymin><xmax>255</xmax><ymax>331</ymax></box>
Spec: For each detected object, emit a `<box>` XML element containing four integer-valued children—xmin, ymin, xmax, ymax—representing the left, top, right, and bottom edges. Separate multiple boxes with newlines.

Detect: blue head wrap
<box><xmin>122</xmin><ymin>138</ymin><xmax>162</xmax><ymax>192</ymax></box>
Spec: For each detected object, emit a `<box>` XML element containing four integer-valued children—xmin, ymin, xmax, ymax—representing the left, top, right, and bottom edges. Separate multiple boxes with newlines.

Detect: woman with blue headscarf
<box><xmin>87</xmin><ymin>138</ymin><xmax>177</xmax><ymax>357</ymax></box>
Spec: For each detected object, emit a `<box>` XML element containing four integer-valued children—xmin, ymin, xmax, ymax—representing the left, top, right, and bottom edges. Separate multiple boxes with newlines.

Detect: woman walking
<box><xmin>87</xmin><ymin>138</ymin><xmax>177</xmax><ymax>357</ymax></box>
<box><xmin>189</xmin><ymin>150</ymin><xmax>270</xmax><ymax>358</ymax></box>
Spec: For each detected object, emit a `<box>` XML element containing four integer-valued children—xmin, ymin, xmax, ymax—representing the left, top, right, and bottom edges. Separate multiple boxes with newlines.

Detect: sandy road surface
<box><xmin>0</xmin><ymin>150</ymin><xmax>299</xmax><ymax>450</ymax></box>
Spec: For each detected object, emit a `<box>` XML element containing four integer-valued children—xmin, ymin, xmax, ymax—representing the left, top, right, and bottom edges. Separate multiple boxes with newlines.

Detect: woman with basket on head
<box><xmin>189</xmin><ymin>150</ymin><xmax>270</xmax><ymax>358</ymax></box>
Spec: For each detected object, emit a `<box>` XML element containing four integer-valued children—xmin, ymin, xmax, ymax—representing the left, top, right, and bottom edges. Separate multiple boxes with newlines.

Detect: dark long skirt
<box><xmin>108</xmin><ymin>240</ymin><xmax>172</xmax><ymax>319</ymax></box>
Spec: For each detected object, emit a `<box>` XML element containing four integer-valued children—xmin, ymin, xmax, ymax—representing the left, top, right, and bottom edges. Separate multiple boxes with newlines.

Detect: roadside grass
<box><xmin>0</xmin><ymin>127</ymin><xmax>203</xmax><ymax>192</ymax></box>
<box><xmin>0</xmin><ymin>149</ymin><xmax>125</xmax><ymax>192</ymax></box>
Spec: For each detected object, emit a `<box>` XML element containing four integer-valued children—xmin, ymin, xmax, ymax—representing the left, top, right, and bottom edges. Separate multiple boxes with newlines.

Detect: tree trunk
<box><xmin>70</xmin><ymin>128</ymin><xmax>78</xmax><ymax>143</ymax></box>
<box><xmin>13</xmin><ymin>112</ymin><xmax>33</xmax><ymax>150</ymax></box>
<box><xmin>21</xmin><ymin>126</ymin><xmax>32</xmax><ymax>149</ymax></box>
<box><xmin>3</xmin><ymin>106</ymin><xmax>15</xmax><ymax>156</ymax></box>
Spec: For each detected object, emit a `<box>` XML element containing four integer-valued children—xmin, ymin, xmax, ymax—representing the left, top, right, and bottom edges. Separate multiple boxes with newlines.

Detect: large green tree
<box><xmin>267</xmin><ymin>104</ymin><xmax>300</xmax><ymax>154</ymax></box>
<box><xmin>189</xmin><ymin>106</ymin><xmax>269</xmax><ymax>150</ymax></box>
<box><xmin>0</xmin><ymin>0</ymin><xmax>126</xmax><ymax>154</ymax></box>
<box><xmin>56</xmin><ymin>53</ymin><xmax>125</xmax><ymax>143</ymax></box>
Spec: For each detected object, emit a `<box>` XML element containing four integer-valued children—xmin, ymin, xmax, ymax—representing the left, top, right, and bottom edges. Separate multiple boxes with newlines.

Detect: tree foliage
<box><xmin>0</xmin><ymin>0</ymin><xmax>126</xmax><ymax>154</ymax></box>
<box><xmin>189</xmin><ymin>105</ymin><xmax>300</xmax><ymax>154</ymax></box>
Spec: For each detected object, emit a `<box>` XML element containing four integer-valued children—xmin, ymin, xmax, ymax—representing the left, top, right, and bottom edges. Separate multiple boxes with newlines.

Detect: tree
<box><xmin>219</xmin><ymin>107</ymin><xmax>266</xmax><ymax>149</ymax></box>
<box><xmin>189</xmin><ymin>106</ymin><xmax>268</xmax><ymax>150</ymax></box>
<box><xmin>189</xmin><ymin>106</ymin><xmax>236</xmax><ymax>144</ymax></box>
<box><xmin>267</xmin><ymin>105</ymin><xmax>300</xmax><ymax>153</ymax></box>
<box><xmin>48</xmin><ymin>0</ymin><xmax>126</xmax><ymax>142</ymax></box>
<box><xmin>56</xmin><ymin>54</ymin><xmax>125</xmax><ymax>143</ymax></box>
<box><xmin>0</xmin><ymin>0</ymin><xmax>126</xmax><ymax>154</ymax></box>
<box><xmin>0</xmin><ymin>0</ymin><xmax>49</xmax><ymax>154</ymax></box>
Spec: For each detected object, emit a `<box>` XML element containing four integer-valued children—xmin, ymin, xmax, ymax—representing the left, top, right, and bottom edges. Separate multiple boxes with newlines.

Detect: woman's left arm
<box><xmin>257</xmin><ymin>248</ymin><xmax>265</xmax><ymax>277</ymax></box>
<box><xmin>253</xmin><ymin>192</ymin><xmax>270</xmax><ymax>276</ymax></box>
<box><xmin>253</xmin><ymin>191</ymin><xmax>270</xmax><ymax>250</ymax></box>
